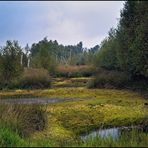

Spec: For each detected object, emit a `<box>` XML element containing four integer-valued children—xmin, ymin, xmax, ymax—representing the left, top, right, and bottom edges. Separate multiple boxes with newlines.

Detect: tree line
<box><xmin>95</xmin><ymin>1</ymin><xmax>148</xmax><ymax>80</ymax></box>
<box><xmin>0</xmin><ymin>38</ymin><xmax>99</xmax><ymax>86</ymax></box>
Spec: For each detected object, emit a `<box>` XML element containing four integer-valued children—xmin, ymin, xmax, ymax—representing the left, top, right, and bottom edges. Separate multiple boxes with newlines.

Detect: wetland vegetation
<box><xmin>0</xmin><ymin>1</ymin><xmax>148</xmax><ymax>147</ymax></box>
<box><xmin>0</xmin><ymin>88</ymin><xmax>148</xmax><ymax>147</ymax></box>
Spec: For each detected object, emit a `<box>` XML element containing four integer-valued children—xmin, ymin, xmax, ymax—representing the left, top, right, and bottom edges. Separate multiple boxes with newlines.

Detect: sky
<box><xmin>0</xmin><ymin>1</ymin><xmax>124</xmax><ymax>48</ymax></box>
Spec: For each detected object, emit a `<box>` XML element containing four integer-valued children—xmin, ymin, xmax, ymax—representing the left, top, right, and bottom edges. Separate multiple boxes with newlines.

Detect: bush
<box><xmin>88</xmin><ymin>68</ymin><xmax>129</xmax><ymax>89</ymax></box>
<box><xmin>55</xmin><ymin>65</ymin><xmax>95</xmax><ymax>78</ymax></box>
<box><xmin>18</xmin><ymin>68</ymin><xmax>51</xmax><ymax>89</ymax></box>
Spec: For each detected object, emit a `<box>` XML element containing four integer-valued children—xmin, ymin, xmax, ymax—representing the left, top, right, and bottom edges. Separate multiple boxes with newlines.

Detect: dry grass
<box><xmin>55</xmin><ymin>65</ymin><xmax>95</xmax><ymax>77</ymax></box>
<box><xmin>23</xmin><ymin>68</ymin><xmax>49</xmax><ymax>79</ymax></box>
<box><xmin>19</xmin><ymin>68</ymin><xmax>51</xmax><ymax>89</ymax></box>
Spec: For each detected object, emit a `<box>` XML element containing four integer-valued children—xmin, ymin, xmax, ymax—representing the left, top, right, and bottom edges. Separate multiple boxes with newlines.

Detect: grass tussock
<box><xmin>0</xmin><ymin>104</ymin><xmax>47</xmax><ymax>137</ymax></box>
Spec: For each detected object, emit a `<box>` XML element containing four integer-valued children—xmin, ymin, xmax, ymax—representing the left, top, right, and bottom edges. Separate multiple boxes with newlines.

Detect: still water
<box><xmin>81</xmin><ymin>126</ymin><xmax>147</xmax><ymax>140</ymax></box>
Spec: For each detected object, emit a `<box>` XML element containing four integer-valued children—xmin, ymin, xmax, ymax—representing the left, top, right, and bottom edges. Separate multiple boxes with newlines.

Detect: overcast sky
<box><xmin>0</xmin><ymin>1</ymin><xmax>124</xmax><ymax>48</ymax></box>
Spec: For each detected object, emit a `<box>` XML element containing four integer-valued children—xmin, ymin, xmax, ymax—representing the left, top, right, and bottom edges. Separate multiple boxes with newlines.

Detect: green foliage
<box><xmin>94</xmin><ymin>29</ymin><xmax>118</xmax><ymax>70</ymax></box>
<box><xmin>0</xmin><ymin>126</ymin><xmax>27</xmax><ymax>147</ymax></box>
<box><xmin>31</xmin><ymin>38</ymin><xmax>57</xmax><ymax>74</ymax></box>
<box><xmin>116</xmin><ymin>1</ymin><xmax>148</xmax><ymax>77</ymax></box>
<box><xmin>94</xmin><ymin>1</ymin><xmax>148</xmax><ymax>82</ymax></box>
<box><xmin>30</xmin><ymin>38</ymin><xmax>99</xmax><ymax>67</ymax></box>
<box><xmin>0</xmin><ymin>40</ymin><xmax>23</xmax><ymax>87</ymax></box>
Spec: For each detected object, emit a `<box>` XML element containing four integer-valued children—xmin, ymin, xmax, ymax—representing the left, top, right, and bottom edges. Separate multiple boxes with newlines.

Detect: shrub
<box><xmin>19</xmin><ymin>68</ymin><xmax>51</xmax><ymax>89</ymax></box>
<box><xmin>88</xmin><ymin>68</ymin><xmax>129</xmax><ymax>89</ymax></box>
<box><xmin>55</xmin><ymin>65</ymin><xmax>95</xmax><ymax>78</ymax></box>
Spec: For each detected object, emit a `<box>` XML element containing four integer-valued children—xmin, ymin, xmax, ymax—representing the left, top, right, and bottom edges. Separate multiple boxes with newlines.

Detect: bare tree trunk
<box><xmin>27</xmin><ymin>58</ymin><xmax>30</xmax><ymax>68</ymax></box>
<box><xmin>20</xmin><ymin>54</ymin><xmax>23</xmax><ymax>66</ymax></box>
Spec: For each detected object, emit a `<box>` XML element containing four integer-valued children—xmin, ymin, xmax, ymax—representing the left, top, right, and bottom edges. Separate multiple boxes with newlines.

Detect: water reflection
<box><xmin>81</xmin><ymin>126</ymin><xmax>146</xmax><ymax>140</ymax></box>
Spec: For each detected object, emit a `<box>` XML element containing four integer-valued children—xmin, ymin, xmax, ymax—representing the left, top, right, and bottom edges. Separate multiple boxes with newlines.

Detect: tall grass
<box><xmin>0</xmin><ymin>104</ymin><xmax>47</xmax><ymax>137</ymax></box>
<box><xmin>0</xmin><ymin>126</ymin><xmax>27</xmax><ymax>147</ymax></box>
